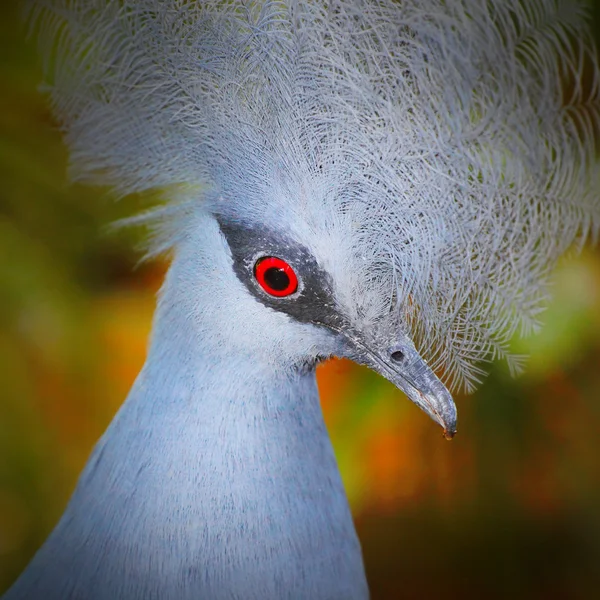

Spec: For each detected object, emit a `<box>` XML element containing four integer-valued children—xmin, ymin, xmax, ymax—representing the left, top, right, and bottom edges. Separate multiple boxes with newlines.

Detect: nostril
<box><xmin>390</xmin><ymin>350</ymin><xmax>405</xmax><ymax>363</ymax></box>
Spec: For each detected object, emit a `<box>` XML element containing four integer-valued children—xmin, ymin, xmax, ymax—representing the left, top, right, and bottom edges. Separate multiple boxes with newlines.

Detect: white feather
<box><xmin>28</xmin><ymin>0</ymin><xmax>600</xmax><ymax>391</ymax></box>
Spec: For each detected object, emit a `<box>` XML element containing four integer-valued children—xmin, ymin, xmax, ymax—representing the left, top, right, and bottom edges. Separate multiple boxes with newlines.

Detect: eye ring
<box><xmin>254</xmin><ymin>256</ymin><xmax>298</xmax><ymax>297</ymax></box>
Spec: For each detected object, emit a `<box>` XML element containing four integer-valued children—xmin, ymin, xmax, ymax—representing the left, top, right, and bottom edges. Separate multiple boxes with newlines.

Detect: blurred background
<box><xmin>1</xmin><ymin>2</ymin><xmax>600</xmax><ymax>599</ymax></box>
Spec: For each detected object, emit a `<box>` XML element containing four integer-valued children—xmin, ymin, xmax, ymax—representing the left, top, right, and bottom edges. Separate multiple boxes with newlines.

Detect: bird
<box><xmin>6</xmin><ymin>0</ymin><xmax>600</xmax><ymax>598</ymax></box>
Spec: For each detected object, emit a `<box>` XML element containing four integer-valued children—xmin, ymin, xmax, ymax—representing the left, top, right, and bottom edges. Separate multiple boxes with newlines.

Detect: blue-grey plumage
<box><xmin>7</xmin><ymin>0</ymin><xmax>600</xmax><ymax>597</ymax></box>
<box><xmin>4</xmin><ymin>215</ymin><xmax>369</xmax><ymax>599</ymax></box>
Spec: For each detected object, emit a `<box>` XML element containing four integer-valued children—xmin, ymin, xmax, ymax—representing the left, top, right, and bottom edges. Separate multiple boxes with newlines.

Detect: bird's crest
<box><xmin>27</xmin><ymin>0</ymin><xmax>600</xmax><ymax>390</ymax></box>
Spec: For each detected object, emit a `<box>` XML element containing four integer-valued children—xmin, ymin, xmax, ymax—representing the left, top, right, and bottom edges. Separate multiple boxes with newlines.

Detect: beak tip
<box><xmin>415</xmin><ymin>387</ymin><xmax>458</xmax><ymax>440</ymax></box>
<box><xmin>436</xmin><ymin>402</ymin><xmax>457</xmax><ymax>440</ymax></box>
<box><xmin>443</xmin><ymin>427</ymin><xmax>457</xmax><ymax>440</ymax></box>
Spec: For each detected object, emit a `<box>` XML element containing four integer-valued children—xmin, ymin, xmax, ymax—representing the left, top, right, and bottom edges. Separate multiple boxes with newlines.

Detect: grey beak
<box><xmin>346</xmin><ymin>336</ymin><xmax>457</xmax><ymax>438</ymax></box>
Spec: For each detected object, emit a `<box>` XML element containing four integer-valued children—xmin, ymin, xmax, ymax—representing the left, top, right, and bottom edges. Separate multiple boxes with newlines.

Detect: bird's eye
<box><xmin>254</xmin><ymin>256</ymin><xmax>298</xmax><ymax>297</ymax></box>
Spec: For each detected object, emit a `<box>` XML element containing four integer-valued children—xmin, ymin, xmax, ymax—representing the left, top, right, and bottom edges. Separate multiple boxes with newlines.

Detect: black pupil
<box><xmin>264</xmin><ymin>267</ymin><xmax>290</xmax><ymax>291</ymax></box>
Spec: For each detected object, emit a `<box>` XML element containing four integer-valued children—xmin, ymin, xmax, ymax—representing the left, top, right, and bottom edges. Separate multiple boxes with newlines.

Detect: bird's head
<box><xmin>31</xmin><ymin>0</ymin><xmax>599</xmax><ymax>437</ymax></box>
<box><xmin>208</xmin><ymin>206</ymin><xmax>457</xmax><ymax>436</ymax></box>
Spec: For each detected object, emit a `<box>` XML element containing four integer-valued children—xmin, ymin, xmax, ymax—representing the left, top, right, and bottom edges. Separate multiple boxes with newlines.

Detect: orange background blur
<box><xmin>1</xmin><ymin>3</ymin><xmax>600</xmax><ymax>599</ymax></box>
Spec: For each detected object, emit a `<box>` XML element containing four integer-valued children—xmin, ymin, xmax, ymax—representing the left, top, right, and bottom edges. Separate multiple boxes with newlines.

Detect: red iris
<box><xmin>254</xmin><ymin>256</ymin><xmax>298</xmax><ymax>297</ymax></box>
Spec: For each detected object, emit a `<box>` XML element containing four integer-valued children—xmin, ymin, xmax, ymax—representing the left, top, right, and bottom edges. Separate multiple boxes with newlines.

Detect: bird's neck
<box><xmin>18</xmin><ymin>263</ymin><xmax>367</xmax><ymax>598</ymax></box>
<box><xmin>99</xmin><ymin>344</ymin><xmax>341</xmax><ymax>517</ymax></box>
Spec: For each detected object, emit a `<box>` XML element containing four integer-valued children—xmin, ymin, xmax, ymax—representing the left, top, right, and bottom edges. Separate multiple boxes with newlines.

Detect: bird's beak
<box><xmin>344</xmin><ymin>334</ymin><xmax>457</xmax><ymax>438</ymax></box>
